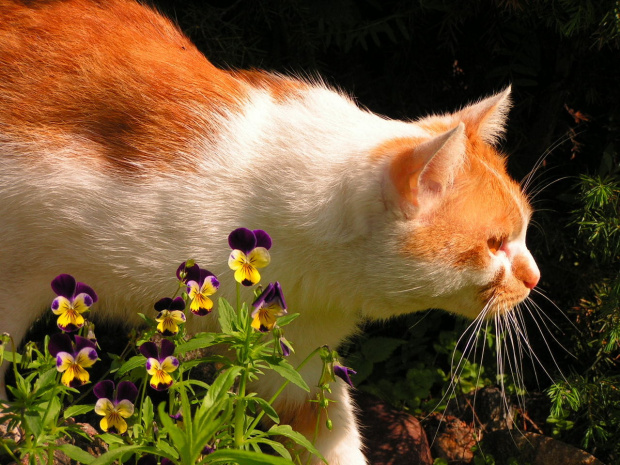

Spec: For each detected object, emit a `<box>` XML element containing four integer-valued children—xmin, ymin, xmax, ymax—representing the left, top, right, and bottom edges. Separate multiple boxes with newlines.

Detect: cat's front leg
<box><xmin>274</xmin><ymin>381</ymin><xmax>368</xmax><ymax>465</ymax></box>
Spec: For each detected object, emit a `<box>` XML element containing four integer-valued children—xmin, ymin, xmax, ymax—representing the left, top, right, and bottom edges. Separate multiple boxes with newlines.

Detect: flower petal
<box><xmin>56</xmin><ymin>352</ymin><xmax>75</xmax><ymax>372</ymax></box>
<box><xmin>160</xmin><ymin>356</ymin><xmax>179</xmax><ymax>373</ymax></box>
<box><xmin>157</xmin><ymin>316</ymin><xmax>180</xmax><ymax>336</ymax></box>
<box><xmin>62</xmin><ymin>364</ymin><xmax>90</xmax><ymax>387</ymax></box>
<box><xmin>145</xmin><ymin>358</ymin><xmax>160</xmax><ymax>375</ymax></box>
<box><xmin>95</xmin><ymin>397</ymin><xmax>115</xmax><ymax>416</ymax></box>
<box><xmin>51</xmin><ymin>274</ymin><xmax>76</xmax><ymax>299</ymax></box>
<box><xmin>74</xmin><ymin>335</ymin><xmax>97</xmax><ymax>353</ymax></box>
<box><xmin>150</xmin><ymin>370</ymin><xmax>173</xmax><ymax>391</ymax></box>
<box><xmin>227</xmin><ymin>250</ymin><xmax>247</xmax><ymax>271</ymax></box>
<box><xmin>234</xmin><ymin>265</ymin><xmax>261</xmax><ymax>287</ymax></box>
<box><xmin>48</xmin><ymin>333</ymin><xmax>73</xmax><ymax>357</ymax></box>
<box><xmin>200</xmin><ymin>275</ymin><xmax>220</xmax><ymax>295</ymax></box>
<box><xmin>115</xmin><ymin>399</ymin><xmax>135</xmax><ymax>418</ymax></box>
<box><xmin>56</xmin><ymin>309</ymin><xmax>85</xmax><ymax>332</ymax></box>
<box><xmin>228</xmin><ymin>228</ymin><xmax>257</xmax><ymax>254</ymax></box>
<box><xmin>169</xmin><ymin>296</ymin><xmax>186</xmax><ymax>311</ymax></box>
<box><xmin>74</xmin><ymin>282</ymin><xmax>98</xmax><ymax>304</ymax></box>
<box><xmin>253</xmin><ymin>229</ymin><xmax>272</xmax><ymax>250</ymax></box>
<box><xmin>51</xmin><ymin>296</ymin><xmax>71</xmax><ymax>314</ymax></box>
<box><xmin>159</xmin><ymin>339</ymin><xmax>176</xmax><ymax>359</ymax></box>
<box><xmin>334</xmin><ymin>365</ymin><xmax>357</xmax><ymax>387</ymax></box>
<box><xmin>101</xmin><ymin>411</ymin><xmax>128</xmax><ymax>434</ymax></box>
<box><xmin>189</xmin><ymin>294</ymin><xmax>213</xmax><ymax>315</ymax></box>
<box><xmin>116</xmin><ymin>381</ymin><xmax>138</xmax><ymax>403</ymax></box>
<box><xmin>248</xmin><ymin>247</ymin><xmax>271</xmax><ymax>268</ymax></box>
<box><xmin>139</xmin><ymin>342</ymin><xmax>158</xmax><ymax>360</ymax></box>
<box><xmin>154</xmin><ymin>297</ymin><xmax>173</xmax><ymax>312</ymax></box>
<box><xmin>176</xmin><ymin>261</ymin><xmax>200</xmax><ymax>283</ymax></box>
<box><xmin>75</xmin><ymin>346</ymin><xmax>98</xmax><ymax>368</ymax></box>
<box><xmin>72</xmin><ymin>293</ymin><xmax>93</xmax><ymax>312</ymax></box>
<box><xmin>94</xmin><ymin>380</ymin><xmax>115</xmax><ymax>400</ymax></box>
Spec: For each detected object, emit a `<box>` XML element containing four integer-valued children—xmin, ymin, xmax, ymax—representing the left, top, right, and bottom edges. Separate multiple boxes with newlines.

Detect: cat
<box><xmin>0</xmin><ymin>0</ymin><xmax>540</xmax><ymax>464</ymax></box>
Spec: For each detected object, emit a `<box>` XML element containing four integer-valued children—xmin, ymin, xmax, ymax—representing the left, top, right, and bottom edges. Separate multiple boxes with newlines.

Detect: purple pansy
<box><xmin>139</xmin><ymin>339</ymin><xmax>179</xmax><ymax>391</ymax></box>
<box><xmin>48</xmin><ymin>333</ymin><xmax>98</xmax><ymax>388</ymax></box>
<box><xmin>251</xmin><ymin>282</ymin><xmax>287</xmax><ymax>332</ymax></box>
<box><xmin>154</xmin><ymin>297</ymin><xmax>186</xmax><ymax>336</ymax></box>
<box><xmin>334</xmin><ymin>364</ymin><xmax>357</xmax><ymax>387</ymax></box>
<box><xmin>93</xmin><ymin>380</ymin><xmax>138</xmax><ymax>434</ymax></box>
<box><xmin>50</xmin><ymin>274</ymin><xmax>98</xmax><ymax>332</ymax></box>
<box><xmin>228</xmin><ymin>228</ymin><xmax>272</xmax><ymax>286</ymax></box>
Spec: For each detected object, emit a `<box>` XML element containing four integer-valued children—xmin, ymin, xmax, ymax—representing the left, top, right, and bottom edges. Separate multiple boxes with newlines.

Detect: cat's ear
<box><xmin>458</xmin><ymin>86</ymin><xmax>511</xmax><ymax>145</ymax></box>
<box><xmin>388</xmin><ymin>123</ymin><xmax>466</xmax><ymax>208</ymax></box>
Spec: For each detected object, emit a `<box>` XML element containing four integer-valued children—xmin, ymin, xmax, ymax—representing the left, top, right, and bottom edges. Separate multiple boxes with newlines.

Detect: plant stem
<box><xmin>246</xmin><ymin>346</ymin><xmax>322</xmax><ymax>434</ymax></box>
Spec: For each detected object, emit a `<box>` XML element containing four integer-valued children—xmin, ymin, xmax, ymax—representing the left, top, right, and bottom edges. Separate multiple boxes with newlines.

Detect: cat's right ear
<box><xmin>387</xmin><ymin>123</ymin><xmax>466</xmax><ymax>210</ymax></box>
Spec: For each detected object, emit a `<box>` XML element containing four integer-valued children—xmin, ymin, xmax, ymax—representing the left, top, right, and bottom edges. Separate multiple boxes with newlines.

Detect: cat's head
<box><xmin>368</xmin><ymin>87</ymin><xmax>539</xmax><ymax>320</ymax></box>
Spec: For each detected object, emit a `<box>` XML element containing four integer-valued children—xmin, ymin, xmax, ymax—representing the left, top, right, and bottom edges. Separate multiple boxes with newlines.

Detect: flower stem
<box><xmin>246</xmin><ymin>346</ymin><xmax>322</xmax><ymax>435</ymax></box>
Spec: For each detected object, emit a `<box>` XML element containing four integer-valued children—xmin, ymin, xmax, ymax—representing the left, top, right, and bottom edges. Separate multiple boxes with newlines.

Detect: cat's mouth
<box><xmin>478</xmin><ymin>271</ymin><xmax>532</xmax><ymax>317</ymax></box>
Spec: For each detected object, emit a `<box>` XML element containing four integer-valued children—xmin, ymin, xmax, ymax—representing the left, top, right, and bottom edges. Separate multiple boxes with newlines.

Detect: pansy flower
<box><xmin>187</xmin><ymin>270</ymin><xmax>219</xmax><ymax>316</ymax></box>
<box><xmin>251</xmin><ymin>282</ymin><xmax>287</xmax><ymax>332</ymax></box>
<box><xmin>228</xmin><ymin>228</ymin><xmax>272</xmax><ymax>286</ymax></box>
<box><xmin>139</xmin><ymin>339</ymin><xmax>179</xmax><ymax>391</ymax></box>
<box><xmin>176</xmin><ymin>261</ymin><xmax>201</xmax><ymax>283</ymax></box>
<box><xmin>50</xmin><ymin>274</ymin><xmax>98</xmax><ymax>332</ymax></box>
<box><xmin>93</xmin><ymin>380</ymin><xmax>138</xmax><ymax>434</ymax></box>
<box><xmin>155</xmin><ymin>297</ymin><xmax>186</xmax><ymax>335</ymax></box>
<box><xmin>48</xmin><ymin>333</ymin><xmax>98</xmax><ymax>388</ymax></box>
<box><xmin>334</xmin><ymin>364</ymin><xmax>357</xmax><ymax>387</ymax></box>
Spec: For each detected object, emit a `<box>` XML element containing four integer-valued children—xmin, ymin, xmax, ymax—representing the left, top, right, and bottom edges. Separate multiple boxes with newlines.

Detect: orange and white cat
<box><xmin>0</xmin><ymin>1</ymin><xmax>540</xmax><ymax>463</ymax></box>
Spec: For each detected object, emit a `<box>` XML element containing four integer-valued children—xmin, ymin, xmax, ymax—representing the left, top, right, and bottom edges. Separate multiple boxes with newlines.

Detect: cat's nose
<box><xmin>522</xmin><ymin>260</ymin><xmax>540</xmax><ymax>290</ymax></box>
<box><xmin>512</xmin><ymin>251</ymin><xmax>540</xmax><ymax>290</ymax></box>
<box><xmin>523</xmin><ymin>271</ymin><xmax>540</xmax><ymax>290</ymax></box>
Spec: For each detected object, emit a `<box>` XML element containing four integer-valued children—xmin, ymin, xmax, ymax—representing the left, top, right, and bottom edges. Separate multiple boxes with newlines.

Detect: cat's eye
<box><xmin>487</xmin><ymin>236</ymin><xmax>505</xmax><ymax>254</ymax></box>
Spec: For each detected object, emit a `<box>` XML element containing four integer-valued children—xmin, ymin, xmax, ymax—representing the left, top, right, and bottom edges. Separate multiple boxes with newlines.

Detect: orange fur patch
<box><xmin>0</xmin><ymin>0</ymin><xmax>247</xmax><ymax>173</ymax></box>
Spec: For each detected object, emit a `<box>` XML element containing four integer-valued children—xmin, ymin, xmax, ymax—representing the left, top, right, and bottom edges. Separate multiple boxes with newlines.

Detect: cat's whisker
<box><xmin>521</xmin><ymin>131</ymin><xmax>575</xmax><ymax>193</ymax></box>
<box><xmin>531</xmin><ymin>288</ymin><xmax>580</xmax><ymax>332</ymax></box>
<box><xmin>526</xmin><ymin>176</ymin><xmax>570</xmax><ymax>203</ymax></box>
<box><xmin>513</xmin><ymin>301</ymin><xmax>568</xmax><ymax>384</ymax></box>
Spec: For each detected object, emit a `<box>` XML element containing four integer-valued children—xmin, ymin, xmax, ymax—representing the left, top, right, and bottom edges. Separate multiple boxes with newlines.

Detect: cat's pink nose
<box><xmin>523</xmin><ymin>267</ymin><xmax>540</xmax><ymax>290</ymax></box>
<box><xmin>524</xmin><ymin>275</ymin><xmax>539</xmax><ymax>289</ymax></box>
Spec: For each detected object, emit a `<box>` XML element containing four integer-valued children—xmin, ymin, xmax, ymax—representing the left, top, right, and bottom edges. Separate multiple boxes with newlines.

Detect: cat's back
<box><xmin>0</xmin><ymin>0</ymin><xmax>249</xmax><ymax>170</ymax></box>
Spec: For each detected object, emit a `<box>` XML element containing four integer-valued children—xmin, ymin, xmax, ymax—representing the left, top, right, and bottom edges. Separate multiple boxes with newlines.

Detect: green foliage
<box><xmin>0</xmin><ymin>234</ymin><xmax>343</xmax><ymax>464</ymax></box>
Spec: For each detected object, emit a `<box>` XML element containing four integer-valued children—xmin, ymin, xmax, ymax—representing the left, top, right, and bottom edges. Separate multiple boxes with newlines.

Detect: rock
<box><xmin>479</xmin><ymin>430</ymin><xmax>606</xmax><ymax>465</ymax></box>
<box><xmin>355</xmin><ymin>392</ymin><xmax>433</xmax><ymax>465</ymax></box>
<box><xmin>424</xmin><ymin>412</ymin><xmax>478</xmax><ymax>464</ymax></box>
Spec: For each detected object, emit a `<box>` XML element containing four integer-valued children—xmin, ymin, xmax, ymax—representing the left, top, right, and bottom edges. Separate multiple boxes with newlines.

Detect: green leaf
<box><xmin>204</xmin><ymin>366</ymin><xmax>243</xmax><ymax>409</ymax></box>
<box><xmin>141</xmin><ymin>395</ymin><xmax>154</xmax><ymax>432</ymax></box>
<box><xmin>207</xmin><ymin>449</ymin><xmax>296</xmax><ymax>465</ymax></box>
<box><xmin>23</xmin><ymin>411</ymin><xmax>42</xmax><ymax>436</ymax></box>
<box><xmin>247</xmin><ymin>397</ymin><xmax>280</xmax><ymax>423</ymax></box>
<box><xmin>264</xmin><ymin>357</ymin><xmax>309</xmax><ymax>392</ymax></box>
<box><xmin>57</xmin><ymin>444</ymin><xmax>95</xmax><ymax>464</ymax></box>
<box><xmin>276</xmin><ymin>313</ymin><xmax>300</xmax><ymax>327</ymax></box>
<box><xmin>267</xmin><ymin>425</ymin><xmax>324</xmax><ymax>461</ymax></box>
<box><xmin>175</xmin><ymin>333</ymin><xmax>216</xmax><ymax>355</ymax></box>
<box><xmin>64</xmin><ymin>404</ymin><xmax>94</xmax><ymax>420</ymax></box>
<box><xmin>1</xmin><ymin>351</ymin><xmax>22</xmax><ymax>363</ymax></box>
<box><xmin>218</xmin><ymin>298</ymin><xmax>237</xmax><ymax>333</ymax></box>
<box><xmin>41</xmin><ymin>395</ymin><xmax>61</xmax><ymax>426</ymax></box>
<box><xmin>90</xmin><ymin>445</ymin><xmax>174</xmax><ymax>465</ymax></box>
<box><xmin>249</xmin><ymin>438</ymin><xmax>291</xmax><ymax>460</ymax></box>
<box><xmin>97</xmin><ymin>433</ymin><xmax>126</xmax><ymax>445</ymax></box>
<box><xmin>116</xmin><ymin>355</ymin><xmax>146</xmax><ymax>376</ymax></box>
